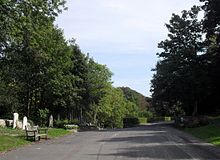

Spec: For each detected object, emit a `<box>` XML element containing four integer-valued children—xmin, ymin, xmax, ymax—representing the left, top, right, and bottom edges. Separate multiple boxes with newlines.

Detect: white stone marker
<box><xmin>49</xmin><ymin>115</ymin><xmax>53</xmax><ymax>127</ymax></box>
<box><xmin>22</xmin><ymin>116</ymin><xmax>27</xmax><ymax>130</ymax></box>
<box><xmin>13</xmin><ymin>113</ymin><xmax>19</xmax><ymax>129</ymax></box>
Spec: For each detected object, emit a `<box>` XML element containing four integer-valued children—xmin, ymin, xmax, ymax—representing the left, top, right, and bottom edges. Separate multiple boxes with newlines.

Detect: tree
<box><xmin>84</xmin><ymin>58</ymin><xmax>113</xmax><ymax>124</ymax></box>
<box><xmin>200</xmin><ymin>0</ymin><xmax>220</xmax><ymax>112</ymax></box>
<box><xmin>0</xmin><ymin>0</ymin><xmax>67</xmax><ymax>119</ymax></box>
<box><xmin>69</xmin><ymin>40</ymin><xmax>89</xmax><ymax>121</ymax></box>
<box><xmin>151</xmin><ymin>6</ymin><xmax>205</xmax><ymax>116</ymax></box>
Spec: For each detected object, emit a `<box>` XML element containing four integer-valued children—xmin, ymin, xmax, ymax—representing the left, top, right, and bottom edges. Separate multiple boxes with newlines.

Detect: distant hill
<box><xmin>119</xmin><ymin>87</ymin><xmax>151</xmax><ymax>111</ymax></box>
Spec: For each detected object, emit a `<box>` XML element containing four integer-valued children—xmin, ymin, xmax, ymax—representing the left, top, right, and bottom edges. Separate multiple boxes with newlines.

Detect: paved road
<box><xmin>1</xmin><ymin>124</ymin><xmax>220</xmax><ymax>160</ymax></box>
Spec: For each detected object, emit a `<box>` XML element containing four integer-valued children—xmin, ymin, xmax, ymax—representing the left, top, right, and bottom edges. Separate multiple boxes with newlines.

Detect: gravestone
<box><xmin>22</xmin><ymin>116</ymin><xmax>27</xmax><ymax>130</ymax></box>
<box><xmin>49</xmin><ymin>115</ymin><xmax>53</xmax><ymax>127</ymax></box>
<box><xmin>13</xmin><ymin>113</ymin><xmax>19</xmax><ymax>129</ymax></box>
<box><xmin>6</xmin><ymin>120</ymin><xmax>13</xmax><ymax>127</ymax></box>
<box><xmin>16</xmin><ymin>121</ymin><xmax>23</xmax><ymax>129</ymax></box>
<box><xmin>0</xmin><ymin>119</ymin><xmax>6</xmax><ymax>127</ymax></box>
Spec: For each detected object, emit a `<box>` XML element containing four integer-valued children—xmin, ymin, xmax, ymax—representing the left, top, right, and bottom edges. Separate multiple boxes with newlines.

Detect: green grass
<box><xmin>47</xmin><ymin>128</ymin><xmax>71</xmax><ymax>138</ymax></box>
<box><xmin>0</xmin><ymin>135</ymin><xmax>30</xmax><ymax>152</ymax></box>
<box><xmin>0</xmin><ymin>127</ymin><xmax>30</xmax><ymax>152</ymax></box>
<box><xmin>184</xmin><ymin>116</ymin><xmax>220</xmax><ymax>147</ymax></box>
<box><xmin>0</xmin><ymin>127</ymin><xmax>72</xmax><ymax>153</ymax></box>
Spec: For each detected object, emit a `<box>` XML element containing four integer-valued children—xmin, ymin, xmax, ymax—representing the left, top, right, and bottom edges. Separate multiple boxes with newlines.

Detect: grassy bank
<box><xmin>0</xmin><ymin>127</ymin><xmax>71</xmax><ymax>153</ymax></box>
<box><xmin>183</xmin><ymin>116</ymin><xmax>220</xmax><ymax>147</ymax></box>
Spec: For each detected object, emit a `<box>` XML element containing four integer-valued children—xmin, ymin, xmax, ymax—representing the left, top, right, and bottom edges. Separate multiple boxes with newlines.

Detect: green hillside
<box><xmin>119</xmin><ymin>87</ymin><xmax>151</xmax><ymax>111</ymax></box>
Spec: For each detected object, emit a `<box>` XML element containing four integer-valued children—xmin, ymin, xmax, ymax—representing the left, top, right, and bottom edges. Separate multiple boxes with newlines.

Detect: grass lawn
<box><xmin>0</xmin><ymin>127</ymin><xmax>72</xmax><ymax>153</ymax></box>
<box><xmin>184</xmin><ymin>116</ymin><xmax>220</xmax><ymax>147</ymax></box>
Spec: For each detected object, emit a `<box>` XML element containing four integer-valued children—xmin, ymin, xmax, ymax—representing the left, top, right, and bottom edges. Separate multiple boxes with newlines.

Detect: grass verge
<box><xmin>0</xmin><ymin>127</ymin><xmax>72</xmax><ymax>153</ymax></box>
<box><xmin>183</xmin><ymin>116</ymin><xmax>220</xmax><ymax>147</ymax></box>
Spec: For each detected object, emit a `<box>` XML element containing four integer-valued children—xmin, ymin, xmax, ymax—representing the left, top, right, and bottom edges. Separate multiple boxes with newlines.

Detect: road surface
<box><xmin>1</xmin><ymin>123</ymin><xmax>220</xmax><ymax>160</ymax></box>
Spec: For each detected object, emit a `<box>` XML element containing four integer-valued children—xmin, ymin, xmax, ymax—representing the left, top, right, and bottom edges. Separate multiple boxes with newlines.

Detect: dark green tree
<box><xmin>200</xmin><ymin>0</ymin><xmax>220</xmax><ymax>113</ymax></box>
<box><xmin>151</xmin><ymin>6</ymin><xmax>205</xmax><ymax>116</ymax></box>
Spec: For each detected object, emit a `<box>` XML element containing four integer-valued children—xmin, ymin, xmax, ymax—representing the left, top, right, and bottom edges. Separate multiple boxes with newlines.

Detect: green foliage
<box><xmin>54</xmin><ymin>119</ymin><xmax>69</xmax><ymax>128</ymax></box>
<box><xmin>138</xmin><ymin>110</ymin><xmax>154</xmax><ymax>119</ymax></box>
<box><xmin>123</xmin><ymin>117</ymin><xmax>140</xmax><ymax>128</ymax></box>
<box><xmin>164</xmin><ymin>117</ymin><xmax>171</xmax><ymax>121</ymax></box>
<box><xmin>138</xmin><ymin>117</ymin><xmax>147</xmax><ymax>124</ymax></box>
<box><xmin>151</xmin><ymin>6</ymin><xmax>208</xmax><ymax>116</ymax></box>
<box><xmin>0</xmin><ymin>0</ymin><xmax>151</xmax><ymax>129</ymax></box>
<box><xmin>151</xmin><ymin>1</ymin><xmax>220</xmax><ymax>117</ymax></box>
<box><xmin>54</xmin><ymin>119</ymin><xmax>79</xmax><ymax>128</ymax></box>
<box><xmin>120</xmin><ymin>87</ymin><xmax>150</xmax><ymax>111</ymax></box>
<box><xmin>38</xmin><ymin>108</ymin><xmax>49</xmax><ymax>127</ymax></box>
<box><xmin>96</xmin><ymin>87</ymin><xmax>127</xmax><ymax>128</ymax></box>
<box><xmin>64</xmin><ymin>124</ymin><xmax>79</xmax><ymax>130</ymax></box>
<box><xmin>184</xmin><ymin>124</ymin><xmax>220</xmax><ymax>146</ymax></box>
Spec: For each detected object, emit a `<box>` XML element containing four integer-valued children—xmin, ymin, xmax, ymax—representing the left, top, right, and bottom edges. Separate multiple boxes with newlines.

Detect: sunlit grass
<box><xmin>0</xmin><ymin>127</ymin><xmax>72</xmax><ymax>152</ymax></box>
<box><xmin>47</xmin><ymin>128</ymin><xmax>71</xmax><ymax>138</ymax></box>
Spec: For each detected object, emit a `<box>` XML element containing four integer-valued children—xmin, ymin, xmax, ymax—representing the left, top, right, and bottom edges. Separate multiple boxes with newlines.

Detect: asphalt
<box><xmin>1</xmin><ymin>123</ymin><xmax>220</xmax><ymax>160</ymax></box>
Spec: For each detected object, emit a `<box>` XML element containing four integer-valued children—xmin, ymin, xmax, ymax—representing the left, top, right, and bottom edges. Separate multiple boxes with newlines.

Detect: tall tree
<box><xmin>84</xmin><ymin>58</ymin><xmax>113</xmax><ymax>124</ymax></box>
<box><xmin>151</xmin><ymin>6</ymin><xmax>205</xmax><ymax>116</ymax></box>
<box><xmin>0</xmin><ymin>0</ymin><xmax>67</xmax><ymax>118</ymax></box>
<box><xmin>200</xmin><ymin>0</ymin><xmax>220</xmax><ymax>112</ymax></box>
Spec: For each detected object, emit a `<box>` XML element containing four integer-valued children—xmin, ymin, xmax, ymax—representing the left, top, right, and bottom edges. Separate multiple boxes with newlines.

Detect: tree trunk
<box><xmin>80</xmin><ymin>107</ymin><xmax>83</xmax><ymax>123</ymax></box>
<box><xmin>57</xmin><ymin>114</ymin><xmax>60</xmax><ymax>121</ymax></box>
<box><xmin>192</xmin><ymin>100</ymin><xmax>198</xmax><ymax>116</ymax></box>
<box><xmin>27</xmin><ymin>90</ymin><xmax>33</xmax><ymax>118</ymax></box>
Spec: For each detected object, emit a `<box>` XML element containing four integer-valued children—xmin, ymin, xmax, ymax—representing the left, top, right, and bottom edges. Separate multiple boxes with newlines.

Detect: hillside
<box><xmin>119</xmin><ymin>87</ymin><xmax>151</xmax><ymax>111</ymax></box>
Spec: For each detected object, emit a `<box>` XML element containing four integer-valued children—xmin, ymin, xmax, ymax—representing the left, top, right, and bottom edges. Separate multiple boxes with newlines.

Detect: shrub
<box><xmin>175</xmin><ymin>116</ymin><xmax>210</xmax><ymax>128</ymax></box>
<box><xmin>54</xmin><ymin>119</ymin><xmax>69</xmax><ymax>128</ymax></box>
<box><xmin>68</xmin><ymin>119</ymin><xmax>79</xmax><ymax>125</ymax></box>
<box><xmin>123</xmin><ymin>117</ymin><xmax>140</xmax><ymax>128</ymax></box>
<box><xmin>64</xmin><ymin>124</ymin><xmax>79</xmax><ymax>130</ymax></box>
<box><xmin>138</xmin><ymin>117</ymin><xmax>147</xmax><ymax>123</ymax></box>
<box><xmin>165</xmin><ymin>117</ymin><xmax>171</xmax><ymax>121</ymax></box>
<box><xmin>38</xmin><ymin>108</ymin><xmax>49</xmax><ymax>127</ymax></box>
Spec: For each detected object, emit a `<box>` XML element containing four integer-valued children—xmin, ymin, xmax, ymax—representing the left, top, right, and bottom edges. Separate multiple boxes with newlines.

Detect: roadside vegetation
<box><xmin>0</xmin><ymin>0</ymin><xmax>152</xmax><ymax>130</ymax></box>
<box><xmin>150</xmin><ymin>0</ymin><xmax>220</xmax><ymax>117</ymax></box>
<box><xmin>184</xmin><ymin>117</ymin><xmax>220</xmax><ymax>147</ymax></box>
<box><xmin>0</xmin><ymin>127</ymin><xmax>71</xmax><ymax>153</ymax></box>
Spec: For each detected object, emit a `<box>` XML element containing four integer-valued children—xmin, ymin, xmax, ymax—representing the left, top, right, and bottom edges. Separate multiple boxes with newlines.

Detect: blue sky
<box><xmin>55</xmin><ymin>0</ymin><xmax>202</xmax><ymax>97</ymax></box>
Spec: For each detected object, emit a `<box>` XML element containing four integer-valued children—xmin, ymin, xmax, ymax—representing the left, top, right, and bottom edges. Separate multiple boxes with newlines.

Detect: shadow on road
<box><xmin>92</xmin><ymin>124</ymin><xmax>220</xmax><ymax>160</ymax></box>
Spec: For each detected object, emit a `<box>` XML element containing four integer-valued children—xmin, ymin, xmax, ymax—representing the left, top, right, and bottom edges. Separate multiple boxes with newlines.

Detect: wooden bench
<box><xmin>25</xmin><ymin>126</ymin><xmax>48</xmax><ymax>141</ymax></box>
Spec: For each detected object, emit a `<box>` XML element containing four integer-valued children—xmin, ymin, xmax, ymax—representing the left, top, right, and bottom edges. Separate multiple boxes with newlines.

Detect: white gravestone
<box><xmin>22</xmin><ymin>116</ymin><xmax>27</xmax><ymax>130</ymax></box>
<box><xmin>0</xmin><ymin>119</ymin><xmax>6</xmax><ymax>127</ymax></box>
<box><xmin>13</xmin><ymin>113</ymin><xmax>19</xmax><ymax>129</ymax></box>
<box><xmin>16</xmin><ymin>121</ymin><xmax>23</xmax><ymax>129</ymax></box>
<box><xmin>49</xmin><ymin>115</ymin><xmax>53</xmax><ymax>127</ymax></box>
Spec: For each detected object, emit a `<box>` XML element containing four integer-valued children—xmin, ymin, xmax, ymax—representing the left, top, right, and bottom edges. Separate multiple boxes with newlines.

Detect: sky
<box><xmin>55</xmin><ymin>0</ymin><xmax>202</xmax><ymax>97</ymax></box>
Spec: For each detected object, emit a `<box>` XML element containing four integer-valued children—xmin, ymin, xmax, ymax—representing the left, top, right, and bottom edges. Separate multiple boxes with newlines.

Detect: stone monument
<box><xmin>13</xmin><ymin>113</ymin><xmax>19</xmax><ymax>129</ymax></box>
<box><xmin>22</xmin><ymin>116</ymin><xmax>27</xmax><ymax>130</ymax></box>
<box><xmin>49</xmin><ymin>115</ymin><xmax>53</xmax><ymax>127</ymax></box>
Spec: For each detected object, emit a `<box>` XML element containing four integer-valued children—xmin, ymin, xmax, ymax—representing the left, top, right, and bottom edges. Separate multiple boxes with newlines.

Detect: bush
<box><xmin>38</xmin><ymin>108</ymin><xmax>49</xmax><ymax>127</ymax></box>
<box><xmin>123</xmin><ymin>117</ymin><xmax>140</xmax><ymax>128</ymax></box>
<box><xmin>54</xmin><ymin>120</ymin><xmax>69</xmax><ymax>128</ymax></box>
<box><xmin>54</xmin><ymin>119</ymin><xmax>80</xmax><ymax>129</ymax></box>
<box><xmin>139</xmin><ymin>117</ymin><xmax>147</xmax><ymax>123</ymax></box>
<box><xmin>64</xmin><ymin>124</ymin><xmax>79</xmax><ymax>130</ymax></box>
<box><xmin>148</xmin><ymin>116</ymin><xmax>164</xmax><ymax>123</ymax></box>
<box><xmin>165</xmin><ymin>117</ymin><xmax>171</xmax><ymax>121</ymax></box>
<box><xmin>68</xmin><ymin>119</ymin><xmax>79</xmax><ymax>125</ymax></box>
<box><xmin>175</xmin><ymin>116</ymin><xmax>210</xmax><ymax>128</ymax></box>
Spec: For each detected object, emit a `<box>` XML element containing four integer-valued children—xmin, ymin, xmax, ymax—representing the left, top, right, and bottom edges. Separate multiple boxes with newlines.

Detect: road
<box><xmin>1</xmin><ymin>123</ymin><xmax>220</xmax><ymax>160</ymax></box>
